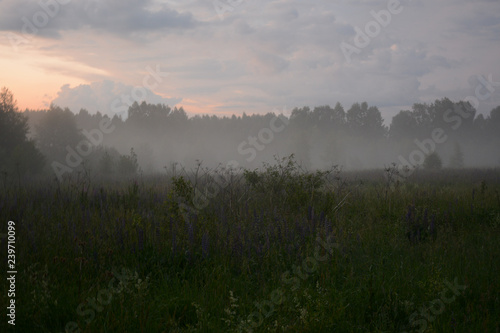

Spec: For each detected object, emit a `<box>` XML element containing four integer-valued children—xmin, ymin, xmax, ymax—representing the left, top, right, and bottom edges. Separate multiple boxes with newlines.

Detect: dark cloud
<box><xmin>0</xmin><ymin>0</ymin><xmax>198</xmax><ymax>38</ymax></box>
<box><xmin>454</xmin><ymin>12</ymin><xmax>500</xmax><ymax>40</ymax></box>
<box><xmin>2</xmin><ymin>0</ymin><xmax>500</xmax><ymax>120</ymax></box>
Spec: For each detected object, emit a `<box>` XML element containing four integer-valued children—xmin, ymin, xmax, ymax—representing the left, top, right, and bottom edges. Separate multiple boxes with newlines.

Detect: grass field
<box><xmin>1</xmin><ymin>158</ymin><xmax>500</xmax><ymax>332</ymax></box>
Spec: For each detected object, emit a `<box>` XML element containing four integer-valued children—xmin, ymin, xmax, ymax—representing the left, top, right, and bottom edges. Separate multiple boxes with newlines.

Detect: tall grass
<box><xmin>1</xmin><ymin>159</ymin><xmax>499</xmax><ymax>332</ymax></box>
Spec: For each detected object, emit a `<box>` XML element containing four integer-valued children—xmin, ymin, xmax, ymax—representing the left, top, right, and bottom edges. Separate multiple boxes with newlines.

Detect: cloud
<box><xmin>2</xmin><ymin>0</ymin><xmax>500</xmax><ymax>121</ymax></box>
<box><xmin>248</xmin><ymin>49</ymin><xmax>289</xmax><ymax>75</ymax></box>
<box><xmin>0</xmin><ymin>0</ymin><xmax>199</xmax><ymax>39</ymax></box>
<box><xmin>51</xmin><ymin>80</ymin><xmax>182</xmax><ymax>118</ymax></box>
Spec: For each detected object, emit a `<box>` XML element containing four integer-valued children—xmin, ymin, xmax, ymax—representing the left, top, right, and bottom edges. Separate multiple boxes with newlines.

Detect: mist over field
<box><xmin>7</xmin><ymin>97</ymin><xmax>500</xmax><ymax>181</ymax></box>
<box><xmin>1</xmin><ymin>1</ymin><xmax>500</xmax><ymax>332</ymax></box>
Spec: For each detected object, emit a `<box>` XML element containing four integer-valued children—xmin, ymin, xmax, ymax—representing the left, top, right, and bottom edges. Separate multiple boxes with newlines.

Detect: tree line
<box><xmin>1</xmin><ymin>86</ymin><xmax>499</xmax><ymax>181</ymax></box>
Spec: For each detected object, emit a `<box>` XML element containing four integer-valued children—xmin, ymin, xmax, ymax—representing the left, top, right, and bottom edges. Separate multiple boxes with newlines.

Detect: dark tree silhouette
<box><xmin>389</xmin><ymin>110</ymin><xmax>418</xmax><ymax>140</ymax></box>
<box><xmin>16</xmin><ymin>95</ymin><xmax>500</xmax><ymax>172</ymax></box>
<box><xmin>35</xmin><ymin>105</ymin><xmax>83</xmax><ymax>164</ymax></box>
<box><xmin>449</xmin><ymin>142</ymin><xmax>465</xmax><ymax>168</ymax></box>
<box><xmin>423</xmin><ymin>151</ymin><xmax>442</xmax><ymax>170</ymax></box>
<box><xmin>0</xmin><ymin>87</ymin><xmax>44</xmax><ymax>174</ymax></box>
<box><xmin>346</xmin><ymin>102</ymin><xmax>386</xmax><ymax>139</ymax></box>
<box><xmin>488</xmin><ymin>106</ymin><xmax>500</xmax><ymax>138</ymax></box>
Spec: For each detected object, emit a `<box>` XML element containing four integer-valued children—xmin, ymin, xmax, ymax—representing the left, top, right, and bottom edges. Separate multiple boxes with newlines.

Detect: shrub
<box><xmin>423</xmin><ymin>151</ymin><xmax>442</xmax><ymax>170</ymax></box>
<box><xmin>118</xmin><ymin>148</ymin><xmax>139</xmax><ymax>175</ymax></box>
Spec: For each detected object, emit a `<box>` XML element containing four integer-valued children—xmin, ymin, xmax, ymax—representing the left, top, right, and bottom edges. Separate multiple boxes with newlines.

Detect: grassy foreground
<box><xmin>1</xmin><ymin>160</ymin><xmax>500</xmax><ymax>332</ymax></box>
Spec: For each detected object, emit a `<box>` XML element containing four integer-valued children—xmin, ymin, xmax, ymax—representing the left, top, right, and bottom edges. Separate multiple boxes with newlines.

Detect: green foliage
<box><xmin>1</xmin><ymin>167</ymin><xmax>500</xmax><ymax>332</ymax></box>
<box><xmin>172</xmin><ymin>175</ymin><xmax>194</xmax><ymax>204</ymax></box>
<box><xmin>243</xmin><ymin>154</ymin><xmax>334</xmax><ymax>214</ymax></box>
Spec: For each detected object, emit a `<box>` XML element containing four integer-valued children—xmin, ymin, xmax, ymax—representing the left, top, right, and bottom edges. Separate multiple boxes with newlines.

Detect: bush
<box><xmin>243</xmin><ymin>154</ymin><xmax>334</xmax><ymax>214</ymax></box>
<box><xmin>423</xmin><ymin>151</ymin><xmax>442</xmax><ymax>170</ymax></box>
<box><xmin>118</xmin><ymin>148</ymin><xmax>139</xmax><ymax>175</ymax></box>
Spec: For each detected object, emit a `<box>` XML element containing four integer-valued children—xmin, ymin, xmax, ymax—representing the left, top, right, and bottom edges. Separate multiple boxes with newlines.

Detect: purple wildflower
<box><xmin>406</xmin><ymin>205</ymin><xmax>413</xmax><ymax>224</ymax></box>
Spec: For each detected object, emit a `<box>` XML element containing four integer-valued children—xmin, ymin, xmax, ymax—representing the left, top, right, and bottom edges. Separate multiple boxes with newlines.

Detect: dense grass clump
<box><xmin>1</xmin><ymin>158</ymin><xmax>499</xmax><ymax>332</ymax></box>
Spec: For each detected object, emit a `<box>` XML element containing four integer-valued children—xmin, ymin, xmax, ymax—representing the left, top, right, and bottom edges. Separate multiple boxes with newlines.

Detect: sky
<box><xmin>1</xmin><ymin>0</ymin><xmax>499</xmax><ymax>122</ymax></box>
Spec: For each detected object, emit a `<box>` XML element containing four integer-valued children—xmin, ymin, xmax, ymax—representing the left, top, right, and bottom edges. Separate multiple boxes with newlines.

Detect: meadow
<box><xmin>1</xmin><ymin>157</ymin><xmax>499</xmax><ymax>332</ymax></box>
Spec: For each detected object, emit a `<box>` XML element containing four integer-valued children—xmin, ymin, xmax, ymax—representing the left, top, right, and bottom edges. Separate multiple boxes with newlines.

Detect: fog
<box><xmin>14</xmin><ymin>97</ymin><xmax>499</xmax><ymax>182</ymax></box>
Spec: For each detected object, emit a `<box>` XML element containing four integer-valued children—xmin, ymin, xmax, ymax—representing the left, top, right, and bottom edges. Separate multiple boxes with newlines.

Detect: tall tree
<box><xmin>36</xmin><ymin>105</ymin><xmax>83</xmax><ymax>163</ymax></box>
<box><xmin>0</xmin><ymin>87</ymin><xmax>44</xmax><ymax>174</ymax></box>
<box><xmin>311</xmin><ymin>103</ymin><xmax>346</xmax><ymax>132</ymax></box>
<box><xmin>346</xmin><ymin>102</ymin><xmax>366</xmax><ymax>131</ymax></box>
<box><xmin>449</xmin><ymin>142</ymin><xmax>465</xmax><ymax>168</ymax></box>
<box><xmin>346</xmin><ymin>102</ymin><xmax>386</xmax><ymax>139</ymax></box>
<box><xmin>488</xmin><ymin>106</ymin><xmax>500</xmax><ymax>138</ymax></box>
<box><xmin>389</xmin><ymin>110</ymin><xmax>418</xmax><ymax>140</ymax></box>
<box><xmin>332</xmin><ymin>102</ymin><xmax>346</xmax><ymax>127</ymax></box>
